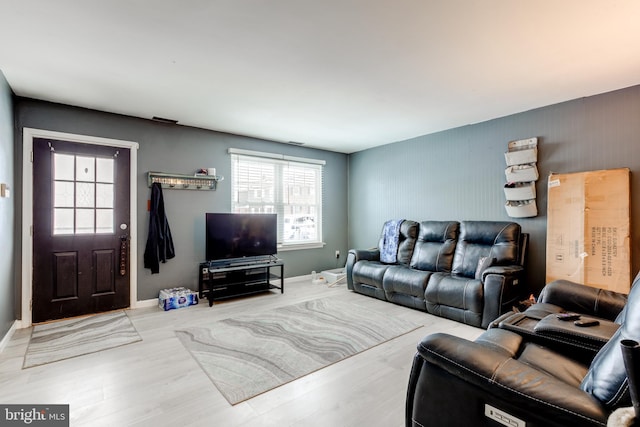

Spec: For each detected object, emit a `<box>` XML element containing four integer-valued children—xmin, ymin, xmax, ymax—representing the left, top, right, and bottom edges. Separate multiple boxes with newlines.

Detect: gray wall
<box><xmin>15</xmin><ymin>99</ymin><xmax>348</xmax><ymax>303</ymax></box>
<box><xmin>8</xmin><ymin>83</ymin><xmax>640</xmax><ymax>322</ymax></box>
<box><xmin>0</xmin><ymin>71</ymin><xmax>15</xmax><ymax>337</ymax></box>
<box><xmin>348</xmin><ymin>85</ymin><xmax>640</xmax><ymax>295</ymax></box>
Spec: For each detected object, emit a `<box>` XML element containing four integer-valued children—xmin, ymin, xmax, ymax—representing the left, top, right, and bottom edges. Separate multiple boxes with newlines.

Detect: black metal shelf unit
<box><xmin>198</xmin><ymin>259</ymin><xmax>284</xmax><ymax>306</ymax></box>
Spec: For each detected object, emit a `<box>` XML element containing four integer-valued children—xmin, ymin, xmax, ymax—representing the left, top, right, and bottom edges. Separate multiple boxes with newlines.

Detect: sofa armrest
<box><xmin>538</xmin><ymin>280</ymin><xmax>627</xmax><ymax>321</ymax></box>
<box><xmin>346</xmin><ymin>248</ymin><xmax>380</xmax><ymax>290</ymax></box>
<box><xmin>533</xmin><ymin>314</ymin><xmax>619</xmax><ymax>348</ymax></box>
<box><xmin>481</xmin><ymin>264</ymin><xmax>523</xmax><ymax>282</ymax></box>
<box><xmin>348</xmin><ymin>248</ymin><xmax>380</xmax><ymax>262</ymax></box>
<box><xmin>411</xmin><ymin>332</ymin><xmax>608</xmax><ymax>425</ymax></box>
<box><xmin>480</xmin><ymin>265</ymin><xmax>524</xmax><ymax>328</ymax></box>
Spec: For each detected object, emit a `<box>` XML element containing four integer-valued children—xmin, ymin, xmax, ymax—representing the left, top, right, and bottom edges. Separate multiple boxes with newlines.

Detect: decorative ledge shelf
<box><xmin>147</xmin><ymin>171</ymin><xmax>224</xmax><ymax>190</ymax></box>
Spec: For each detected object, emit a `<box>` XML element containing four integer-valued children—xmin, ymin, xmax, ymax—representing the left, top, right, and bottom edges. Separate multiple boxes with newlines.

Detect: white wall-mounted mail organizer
<box><xmin>503</xmin><ymin>137</ymin><xmax>538</xmax><ymax>218</ymax></box>
<box><xmin>504</xmin><ymin>164</ymin><xmax>539</xmax><ymax>183</ymax></box>
<box><xmin>504</xmin><ymin>137</ymin><xmax>538</xmax><ymax>166</ymax></box>
<box><xmin>505</xmin><ymin>199</ymin><xmax>538</xmax><ymax>218</ymax></box>
<box><xmin>504</xmin><ymin>181</ymin><xmax>536</xmax><ymax>201</ymax></box>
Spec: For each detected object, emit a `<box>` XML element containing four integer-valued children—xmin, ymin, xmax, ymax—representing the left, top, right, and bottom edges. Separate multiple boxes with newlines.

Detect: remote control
<box><xmin>574</xmin><ymin>319</ymin><xmax>600</xmax><ymax>327</ymax></box>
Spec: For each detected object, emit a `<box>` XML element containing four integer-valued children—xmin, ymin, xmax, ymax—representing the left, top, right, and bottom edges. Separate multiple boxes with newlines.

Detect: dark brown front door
<box><xmin>32</xmin><ymin>138</ymin><xmax>131</xmax><ymax>323</ymax></box>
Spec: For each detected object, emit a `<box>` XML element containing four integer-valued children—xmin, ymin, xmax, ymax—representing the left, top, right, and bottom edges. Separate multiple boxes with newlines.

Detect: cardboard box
<box><xmin>546</xmin><ymin>168</ymin><xmax>631</xmax><ymax>293</ymax></box>
<box><xmin>159</xmin><ymin>287</ymin><xmax>199</xmax><ymax>311</ymax></box>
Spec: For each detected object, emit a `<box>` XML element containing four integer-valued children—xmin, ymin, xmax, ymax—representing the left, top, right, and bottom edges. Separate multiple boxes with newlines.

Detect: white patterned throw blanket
<box><xmin>379</xmin><ymin>219</ymin><xmax>404</xmax><ymax>263</ymax></box>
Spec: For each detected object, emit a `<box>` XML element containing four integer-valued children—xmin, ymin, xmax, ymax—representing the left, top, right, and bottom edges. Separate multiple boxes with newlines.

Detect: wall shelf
<box><xmin>147</xmin><ymin>171</ymin><xmax>224</xmax><ymax>190</ymax></box>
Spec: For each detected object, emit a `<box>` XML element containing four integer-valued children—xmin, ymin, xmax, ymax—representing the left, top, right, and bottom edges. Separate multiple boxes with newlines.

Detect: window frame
<box><xmin>229</xmin><ymin>148</ymin><xmax>325</xmax><ymax>251</ymax></box>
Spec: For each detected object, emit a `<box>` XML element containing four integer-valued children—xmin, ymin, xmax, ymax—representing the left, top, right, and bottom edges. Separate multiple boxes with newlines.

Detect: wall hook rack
<box><xmin>147</xmin><ymin>171</ymin><xmax>224</xmax><ymax>190</ymax></box>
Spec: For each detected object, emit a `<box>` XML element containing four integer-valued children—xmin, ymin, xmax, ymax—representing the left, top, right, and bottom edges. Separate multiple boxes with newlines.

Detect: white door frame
<box><xmin>21</xmin><ymin>128</ymin><xmax>139</xmax><ymax>328</ymax></box>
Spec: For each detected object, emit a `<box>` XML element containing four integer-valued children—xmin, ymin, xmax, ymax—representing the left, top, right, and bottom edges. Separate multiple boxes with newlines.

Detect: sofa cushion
<box><xmin>474</xmin><ymin>328</ymin><xmax>589</xmax><ymax>386</ymax></box>
<box><xmin>382</xmin><ymin>266</ymin><xmax>434</xmax><ymax>310</ymax></box>
<box><xmin>377</xmin><ymin>220</ymin><xmax>419</xmax><ymax>266</ymax></box>
<box><xmin>519</xmin><ymin>342</ymin><xmax>590</xmax><ymax>387</ymax></box>
<box><xmin>424</xmin><ymin>273</ymin><xmax>484</xmax><ymax>327</ymax></box>
<box><xmin>452</xmin><ymin>221</ymin><xmax>522</xmax><ymax>278</ymax></box>
<box><xmin>580</xmin><ymin>271</ymin><xmax>640</xmax><ymax>408</ymax></box>
<box><xmin>475</xmin><ymin>328</ymin><xmax>523</xmax><ymax>358</ymax></box>
<box><xmin>352</xmin><ymin>261</ymin><xmax>389</xmax><ymax>289</ymax></box>
<box><xmin>409</xmin><ymin>221</ymin><xmax>459</xmax><ymax>272</ymax></box>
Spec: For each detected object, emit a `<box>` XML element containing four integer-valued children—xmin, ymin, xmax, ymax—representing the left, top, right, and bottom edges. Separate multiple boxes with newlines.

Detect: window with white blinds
<box><xmin>230</xmin><ymin>149</ymin><xmax>324</xmax><ymax>249</ymax></box>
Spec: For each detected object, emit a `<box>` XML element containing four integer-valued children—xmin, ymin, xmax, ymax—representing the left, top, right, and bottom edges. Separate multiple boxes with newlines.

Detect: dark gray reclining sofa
<box><xmin>346</xmin><ymin>220</ymin><xmax>528</xmax><ymax>328</ymax></box>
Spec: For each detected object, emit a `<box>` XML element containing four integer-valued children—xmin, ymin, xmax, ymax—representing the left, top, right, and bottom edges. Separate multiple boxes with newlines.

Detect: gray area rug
<box><xmin>23</xmin><ymin>310</ymin><xmax>142</xmax><ymax>369</ymax></box>
<box><xmin>176</xmin><ymin>297</ymin><xmax>422</xmax><ymax>405</ymax></box>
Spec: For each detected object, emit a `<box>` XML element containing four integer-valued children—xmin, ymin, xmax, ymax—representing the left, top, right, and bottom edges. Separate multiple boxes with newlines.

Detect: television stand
<box><xmin>198</xmin><ymin>259</ymin><xmax>284</xmax><ymax>307</ymax></box>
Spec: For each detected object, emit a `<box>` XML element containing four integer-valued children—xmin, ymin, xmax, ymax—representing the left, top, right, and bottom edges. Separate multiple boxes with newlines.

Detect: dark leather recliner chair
<box><xmin>406</xmin><ymin>272</ymin><xmax>640</xmax><ymax>427</ymax></box>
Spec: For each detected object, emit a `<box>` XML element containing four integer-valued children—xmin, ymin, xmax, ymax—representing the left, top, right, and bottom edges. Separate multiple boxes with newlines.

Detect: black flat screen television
<box><xmin>205</xmin><ymin>213</ymin><xmax>277</xmax><ymax>262</ymax></box>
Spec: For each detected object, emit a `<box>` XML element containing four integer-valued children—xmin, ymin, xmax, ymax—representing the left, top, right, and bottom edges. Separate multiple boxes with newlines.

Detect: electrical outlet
<box><xmin>335</xmin><ymin>250</ymin><xmax>340</xmax><ymax>259</ymax></box>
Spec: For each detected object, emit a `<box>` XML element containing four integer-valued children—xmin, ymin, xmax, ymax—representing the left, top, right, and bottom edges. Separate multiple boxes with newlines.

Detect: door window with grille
<box><xmin>53</xmin><ymin>153</ymin><xmax>115</xmax><ymax>235</ymax></box>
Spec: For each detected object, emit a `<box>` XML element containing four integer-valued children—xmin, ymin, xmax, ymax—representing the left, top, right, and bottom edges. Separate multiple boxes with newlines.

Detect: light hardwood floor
<box><xmin>0</xmin><ymin>277</ymin><xmax>483</xmax><ymax>427</ymax></box>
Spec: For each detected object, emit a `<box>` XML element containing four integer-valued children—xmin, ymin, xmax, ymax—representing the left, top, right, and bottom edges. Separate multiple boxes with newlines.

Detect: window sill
<box><xmin>278</xmin><ymin>242</ymin><xmax>326</xmax><ymax>252</ymax></box>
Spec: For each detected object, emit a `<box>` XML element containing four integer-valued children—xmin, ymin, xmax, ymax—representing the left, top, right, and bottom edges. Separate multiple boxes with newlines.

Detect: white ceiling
<box><xmin>1</xmin><ymin>1</ymin><xmax>640</xmax><ymax>154</ymax></box>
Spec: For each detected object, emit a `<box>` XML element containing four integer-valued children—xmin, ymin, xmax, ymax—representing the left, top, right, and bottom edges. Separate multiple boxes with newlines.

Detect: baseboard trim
<box><xmin>131</xmin><ymin>275</ymin><xmax>312</xmax><ymax>311</ymax></box>
<box><xmin>134</xmin><ymin>299</ymin><xmax>159</xmax><ymax>309</ymax></box>
<box><xmin>0</xmin><ymin>320</ymin><xmax>19</xmax><ymax>353</ymax></box>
